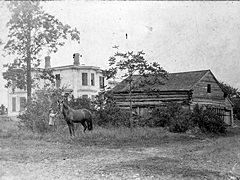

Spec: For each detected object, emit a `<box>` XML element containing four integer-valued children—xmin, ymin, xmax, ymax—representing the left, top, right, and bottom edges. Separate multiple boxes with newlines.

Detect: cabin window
<box><xmin>207</xmin><ymin>84</ymin><xmax>211</xmax><ymax>93</ymax></box>
<box><xmin>20</xmin><ymin>97</ymin><xmax>26</xmax><ymax>111</ymax></box>
<box><xmin>82</xmin><ymin>73</ymin><xmax>88</xmax><ymax>86</ymax></box>
<box><xmin>55</xmin><ymin>74</ymin><xmax>61</xmax><ymax>88</ymax></box>
<box><xmin>82</xmin><ymin>95</ymin><xmax>88</xmax><ymax>99</ymax></box>
<box><xmin>12</xmin><ymin>97</ymin><xmax>16</xmax><ymax>112</ymax></box>
<box><xmin>99</xmin><ymin>76</ymin><xmax>104</xmax><ymax>89</ymax></box>
<box><xmin>91</xmin><ymin>73</ymin><xmax>95</xmax><ymax>86</ymax></box>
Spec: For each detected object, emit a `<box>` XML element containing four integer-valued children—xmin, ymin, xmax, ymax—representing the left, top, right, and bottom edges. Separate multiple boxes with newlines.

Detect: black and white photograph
<box><xmin>0</xmin><ymin>1</ymin><xmax>240</xmax><ymax>179</ymax></box>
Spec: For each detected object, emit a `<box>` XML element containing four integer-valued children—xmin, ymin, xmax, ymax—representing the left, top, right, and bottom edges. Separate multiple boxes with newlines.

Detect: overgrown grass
<box><xmin>1</xmin><ymin>117</ymin><xmax>240</xmax><ymax>149</ymax></box>
<box><xmin>0</xmin><ymin>125</ymin><xmax>201</xmax><ymax>147</ymax></box>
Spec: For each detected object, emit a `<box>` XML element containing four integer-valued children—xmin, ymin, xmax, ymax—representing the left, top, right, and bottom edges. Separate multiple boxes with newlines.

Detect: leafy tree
<box><xmin>105</xmin><ymin>51</ymin><xmax>168</xmax><ymax>129</ymax></box>
<box><xmin>219</xmin><ymin>82</ymin><xmax>240</xmax><ymax>120</ymax></box>
<box><xmin>2</xmin><ymin>1</ymin><xmax>80</xmax><ymax>102</ymax></box>
<box><xmin>219</xmin><ymin>81</ymin><xmax>239</xmax><ymax>98</ymax></box>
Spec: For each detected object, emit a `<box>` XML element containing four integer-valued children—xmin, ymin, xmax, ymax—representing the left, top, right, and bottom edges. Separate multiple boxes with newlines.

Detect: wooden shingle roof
<box><xmin>113</xmin><ymin>70</ymin><xmax>210</xmax><ymax>93</ymax></box>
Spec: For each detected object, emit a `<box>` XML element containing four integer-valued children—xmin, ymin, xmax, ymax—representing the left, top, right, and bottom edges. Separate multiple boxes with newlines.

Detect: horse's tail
<box><xmin>87</xmin><ymin>118</ymin><xmax>93</xmax><ymax>131</ymax></box>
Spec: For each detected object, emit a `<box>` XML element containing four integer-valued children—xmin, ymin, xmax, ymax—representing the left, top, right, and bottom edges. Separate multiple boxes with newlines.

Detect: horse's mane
<box><xmin>61</xmin><ymin>102</ymin><xmax>72</xmax><ymax>119</ymax></box>
<box><xmin>62</xmin><ymin>102</ymin><xmax>70</xmax><ymax>110</ymax></box>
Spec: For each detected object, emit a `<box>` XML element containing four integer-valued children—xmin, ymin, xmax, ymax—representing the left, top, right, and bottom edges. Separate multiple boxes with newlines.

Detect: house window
<box><xmin>82</xmin><ymin>95</ymin><xmax>88</xmax><ymax>99</ymax></box>
<box><xmin>82</xmin><ymin>73</ymin><xmax>88</xmax><ymax>86</ymax></box>
<box><xmin>20</xmin><ymin>97</ymin><xmax>26</xmax><ymax>112</ymax></box>
<box><xmin>207</xmin><ymin>84</ymin><xmax>211</xmax><ymax>93</ymax></box>
<box><xmin>91</xmin><ymin>73</ymin><xmax>95</xmax><ymax>86</ymax></box>
<box><xmin>55</xmin><ymin>74</ymin><xmax>61</xmax><ymax>88</ymax></box>
<box><xmin>99</xmin><ymin>76</ymin><xmax>104</xmax><ymax>89</ymax></box>
<box><xmin>12</xmin><ymin>97</ymin><xmax>16</xmax><ymax>112</ymax></box>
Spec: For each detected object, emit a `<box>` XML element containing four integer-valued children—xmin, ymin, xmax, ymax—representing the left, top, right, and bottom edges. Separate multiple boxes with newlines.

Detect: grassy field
<box><xmin>0</xmin><ymin>116</ymin><xmax>240</xmax><ymax>179</ymax></box>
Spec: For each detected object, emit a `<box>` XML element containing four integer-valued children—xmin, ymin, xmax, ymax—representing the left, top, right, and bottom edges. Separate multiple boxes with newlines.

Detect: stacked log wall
<box><xmin>113</xmin><ymin>91</ymin><xmax>191</xmax><ymax>108</ymax></box>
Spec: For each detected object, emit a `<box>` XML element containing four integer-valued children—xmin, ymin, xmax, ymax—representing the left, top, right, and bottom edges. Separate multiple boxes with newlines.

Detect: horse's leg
<box><xmin>71</xmin><ymin>122</ymin><xmax>75</xmax><ymax>136</ymax></box>
<box><xmin>67</xmin><ymin>121</ymin><xmax>72</xmax><ymax>136</ymax></box>
<box><xmin>81</xmin><ymin>121</ymin><xmax>87</xmax><ymax>132</ymax></box>
<box><xmin>86</xmin><ymin>118</ymin><xmax>93</xmax><ymax>131</ymax></box>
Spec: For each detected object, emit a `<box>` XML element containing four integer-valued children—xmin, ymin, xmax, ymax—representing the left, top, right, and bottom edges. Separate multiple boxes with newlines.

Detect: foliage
<box><xmin>149</xmin><ymin>103</ymin><xmax>227</xmax><ymax>134</ymax></box>
<box><xmin>231</xmin><ymin>98</ymin><xmax>240</xmax><ymax>120</ymax></box>
<box><xmin>219</xmin><ymin>81</ymin><xmax>239</xmax><ymax>98</ymax></box>
<box><xmin>18</xmin><ymin>87</ymin><xmax>65</xmax><ymax>133</ymax></box>
<box><xmin>191</xmin><ymin>104</ymin><xmax>227</xmax><ymax>134</ymax></box>
<box><xmin>68</xmin><ymin>96</ymin><xmax>94</xmax><ymax>110</ymax></box>
<box><xmin>93</xmin><ymin>89</ymin><xmax>129</xmax><ymax>127</ymax></box>
<box><xmin>149</xmin><ymin>103</ymin><xmax>192</xmax><ymax>133</ymax></box>
<box><xmin>3</xmin><ymin>1</ymin><xmax>80</xmax><ymax>101</ymax></box>
<box><xmin>0</xmin><ymin>104</ymin><xmax>6</xmax><ymax>115</ymax></box>
<box><xmin>219</xmin><ymin>82</ymin><xmax>240</xmax><ymax>121</ymax></box>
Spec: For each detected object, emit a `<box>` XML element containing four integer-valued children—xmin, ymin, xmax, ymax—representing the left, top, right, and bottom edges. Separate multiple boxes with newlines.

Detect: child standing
<box><xmin>49</xmin><ymin>109</ymin><xmax>58</xmax><ymax>126</ymax></box>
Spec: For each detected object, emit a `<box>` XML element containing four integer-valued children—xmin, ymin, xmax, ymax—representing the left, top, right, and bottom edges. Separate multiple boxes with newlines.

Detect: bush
<box><xmin>94</xmin><ymin>102</ymin><xmax>130</xmax><ymax>127</ymax></box>
<box><xmin>150</xmin><ymin>103</ymin><xmax>192</xmax><ymax>133</ymax></box>
<box><xmin>168</xmin><ymin>109</ymin><xmax>192</xmax><ymax>133</ymax></box>
<box><xmin>191</xmin><ymin>104</ymin><xmax>227</xmax><ymax>134</ymax></box>
<box><xmin>68</xmin><ymin>96</ymin><xmax>94</xmax><ymax>110</ymax></box>
<box><xmin>149</xmin><ymin>103</ymin><xmax>227</xmax><ymax>134</ymax></box>
<box><xmin>93</xmin><ymin>90</ymin><xmax>130</xmax><ymax>127</ymax></box>
<box><xmin>18</xmin><ymin>87</ymin><xmax>64</xmax><ymax>133</ymax></box>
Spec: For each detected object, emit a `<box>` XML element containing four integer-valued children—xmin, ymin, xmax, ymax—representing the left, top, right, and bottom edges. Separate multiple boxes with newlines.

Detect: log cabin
<box><xmin>112</xmin><ymin>70</ymin><xmax>234</xmax><ymax>125</ymax></box>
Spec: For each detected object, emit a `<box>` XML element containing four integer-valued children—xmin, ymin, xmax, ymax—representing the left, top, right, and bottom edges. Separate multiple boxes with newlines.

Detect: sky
<box><xmin>0</xmin><ymin>1</ymin><xmax>240</xmax><ymax>106</ymax></box>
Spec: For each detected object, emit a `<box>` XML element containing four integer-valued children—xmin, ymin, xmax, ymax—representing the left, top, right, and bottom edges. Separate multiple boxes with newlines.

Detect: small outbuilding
<box><xmin>112</xmin><ymin>70</ymin><xmax>234</xmax><ymax>125</ymax></box>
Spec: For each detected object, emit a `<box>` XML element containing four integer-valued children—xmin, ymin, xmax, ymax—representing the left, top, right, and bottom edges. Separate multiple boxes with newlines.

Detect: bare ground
<box><xmin>0</xmin><ymin>117</ymin><xmax>240</xmax><ymax>180</ymax></box>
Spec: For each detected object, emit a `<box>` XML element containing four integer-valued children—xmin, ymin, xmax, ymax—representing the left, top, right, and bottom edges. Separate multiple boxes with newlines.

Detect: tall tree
<box><xmin>105</xmin><ymin>51</ymin><xmax>168</xmax><ymax>129</ymax></box>
<box><xmin>219</xmin><ymin>81</ymin><xmax>239</xmax><ymax>98</ymax></box>
<box><xmin>3</xmin><ymin>1</ymin><xmax>80</xmax><ymax>103</ymax></box>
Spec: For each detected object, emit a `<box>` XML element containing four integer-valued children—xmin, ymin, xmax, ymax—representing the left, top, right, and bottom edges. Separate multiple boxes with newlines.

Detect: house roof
<box><xmin>112</xmin><ymin>69</ymin><xmax>211</xmax><ymax>93</ymax></box>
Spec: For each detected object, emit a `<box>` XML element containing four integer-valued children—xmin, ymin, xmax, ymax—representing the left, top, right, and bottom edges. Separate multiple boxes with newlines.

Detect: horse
<box><xmin>57</xmin><ymin>100</ymin><xmax>93</xmax><ymax>136</ymax></box>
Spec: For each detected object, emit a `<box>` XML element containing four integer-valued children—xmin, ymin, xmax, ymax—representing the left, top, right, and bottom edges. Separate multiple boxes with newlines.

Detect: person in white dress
<box><xmin>49</xmin><ymin>109</ymin><xmax>58</xmax><ymax>126</ymax></box>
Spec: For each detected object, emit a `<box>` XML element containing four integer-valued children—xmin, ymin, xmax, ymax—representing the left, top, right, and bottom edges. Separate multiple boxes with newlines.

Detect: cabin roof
<box><xmin>112</xmin><ymin>69</ymin><xmax>211</xmax><ymax>93</ymax></box>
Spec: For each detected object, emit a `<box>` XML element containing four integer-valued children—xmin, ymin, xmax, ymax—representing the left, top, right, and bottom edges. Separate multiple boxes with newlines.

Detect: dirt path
<box><xmin>0</xmin><ymin>139</ymin><xmax>163</xmax><ymax>180</ymax></box>
<box><xmin>0</xmin><ymin>137</ymin><xmax>232</xmax><ymax>180</ymax></box>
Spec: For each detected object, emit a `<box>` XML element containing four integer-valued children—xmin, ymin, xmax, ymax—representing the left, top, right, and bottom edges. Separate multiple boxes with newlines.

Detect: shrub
<box><xmin>68</xmin><ymin>96</ymin><xmax>94</xmax><ymax>110</ymax></box>
<box><xmin>191</xmin><ymin>104</ymin><xmax>227</xmax><ymax>134</ymax></box>
<box><xmin>149</xmin><ymin>107</ymin><xmax>170</xmax><ymax>127</ymax></box>
<box><xmin>92</xmin><ymin>89</ymin><xmax>130</xmax><ymax>127</ymax></box>
<box><xmin>168</xmin><ymin>109</ymin><xmax>192</xmax><ymax>133</ymax></box>
<box><xmin>94</xmin><ymin>103</ymin><xmax>130</xmax><ymax>127</ymax></box>
<box><xmin>150</xmin><ymin>103</ymin><xmax>227</xmax><ymax>134</ymax></box>
<box><xmin>150</xmin><ymin>103</ymin><xmax>192</xmax><ymax>133</ymax></box>
<box><xmin>18</xmin><ymin>87</ymin><xmax>65</xmax><ymax>133</ymax></box>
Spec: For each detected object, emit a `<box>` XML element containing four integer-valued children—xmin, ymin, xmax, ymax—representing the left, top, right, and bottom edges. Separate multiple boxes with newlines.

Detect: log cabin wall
<box><xmin>113</xmin><ymin>90</ymin><xmax>192</xmax><ymax>116</ymax></box>
<box><xmin>191</xmin><ymin>71</ymin><xmax>233</xmax><ymax>125</ymax></box>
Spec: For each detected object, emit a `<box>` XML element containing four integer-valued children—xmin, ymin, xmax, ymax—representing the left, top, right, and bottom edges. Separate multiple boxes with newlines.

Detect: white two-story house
<box><xmin>6</xmin><ymin>53</ymin><xmax>117</xmax><ymax>116</ymax></box>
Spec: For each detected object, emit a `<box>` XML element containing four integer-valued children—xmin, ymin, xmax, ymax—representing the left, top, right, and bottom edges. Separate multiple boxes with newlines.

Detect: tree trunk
<box><xmin>129</xmin><ymin>79</ymin><xmax>133</xmax><ymax>131</ymax></box>
<box><xmin>26</xmin><ymin>14</ymin><xmax>32</xmax><ymax>104</ymax></box>
<box><xmin>27</xmin><ymin>55</ymin><xmax>31</xmax><ymax>104</ymax></box>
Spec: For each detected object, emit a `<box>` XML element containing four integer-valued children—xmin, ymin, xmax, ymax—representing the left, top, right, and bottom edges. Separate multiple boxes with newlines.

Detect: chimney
<box><xmin>45</xmin><ymin>56</ymin><xmax>51</xmax><ymax>69</ymax></box>
<box><xmin>73</xmin><ymin>53</ymin><xmax>80</xmax><ymax>66</ymax></box>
